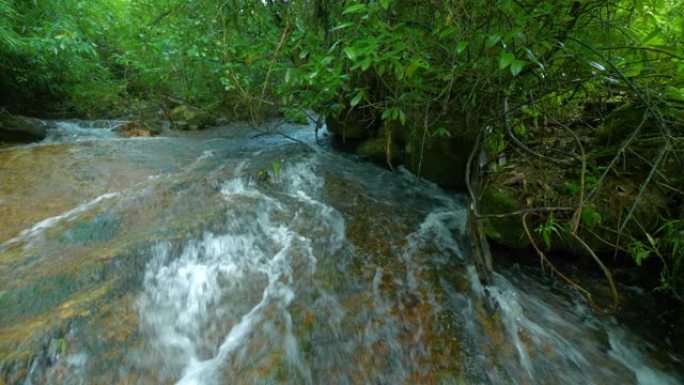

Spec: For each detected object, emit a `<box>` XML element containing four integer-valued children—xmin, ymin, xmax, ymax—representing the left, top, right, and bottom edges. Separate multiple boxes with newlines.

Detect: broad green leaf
<box><xmin>456</xmin><ymin>41</ymin><xmax>468</xmax><ymax>54</ymax></box>
<box><xmin>623</xmin><ymin>63</ymin><xmax>643</xmax><ymax>77</ymax></box>
<box><xmin>343</xmin><ymin>46</ymin><xmax>358</xmax><ymax>60</ymax></box>
<box><xmin>499</xmin><ymin>53</ymin><xmax>515</xmax><ymax>69</ymax></box>
<box><xmin>342</xmin><ymin>4</ymin><xmax>367</xmax><ymax>15</ymax></box>
<box><xmin>564</xmin><ymin>182</ymin><xmax>579</xmax><ymax>197</ymax></box>
<box><xmin>581</xmin><ymin>206</ymin><xmax>602</xmax><ymax>229</ymax></box>
<box><xmin>433</xmin><ymin>127</ymin><xmax>451</xmax><ymax>137</ymax></box>
<box><xmin>439</xmin><ymin>27</ymin><xmax>457</xmax><ymax>40</ymax></box>
<box><xmin>487</xmin><ymin>34</ymin><xmax>502</xmax><ymax>48</ymax></box>
<box><xmin>379</xmin><ymin>0</ymin><xmax>390</xmax><ymax>10</ymax></box>
<box><xmin>510</xmin><ymin>60</ymin><xmax>526</xmax><ymax>76</ymax></box>
<box><xmin>513</xmin><ymin>122</ymin><xmax>526</xmax><ymax>137</ymax></box>
<box><xmin>405</xmin><ymin>62</ymin><xmax>419</xmax><ymax>78</ymax></box>
<box><xmin>350</xmin><ymin>90</ymin><xmax>364</xmax><ymax>107</ymax></box>
<box><xmin>360</xmin><ymin>57</ymin><xmax>372</xmax><ymax>71</ymax></box>
<box><xmin>666</xmin><ymin>87</ymin><xmax>684</xmax><ymax>102</ymax></box>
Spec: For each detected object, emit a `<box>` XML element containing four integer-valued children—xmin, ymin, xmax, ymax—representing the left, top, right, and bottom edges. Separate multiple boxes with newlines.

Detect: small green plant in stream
<box><xmin>651</xmin><ymin>220</ymin><xmax>684</xmax><ymax>300</ymax></box>
<box><xmin>535</xmin><ymin>213</ymin><xmax>564</xmax><ymax>250</ymax></box>
<box><xmin>271</xmin><ymin>159</ymin><xmax>283</xmax><ymax>180</ymax></box>
<box><xmin>627</xmin><ymin>225</ymin><xmax>679</xmax><ymax>298</ymax></box>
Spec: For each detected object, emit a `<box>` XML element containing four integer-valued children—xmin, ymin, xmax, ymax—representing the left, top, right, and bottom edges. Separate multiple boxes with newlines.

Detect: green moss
<box><xmin>59</xmin><ymin>214</ymin><xmax>121</xmax><ymax>246</ymax></box>
<box><xmin>0</xmin><ymin>274</ymin><xmax>80</xmax><ymax>328</ymax></box>
<box><xmin>480</xmin><ymin>186</ymin><xmax>529</xmax><ymax>248</ymax></box>
<box><xmin>356</xmin><ymin>137</ymin><xmax>387</xmax><ymax>161</ymax></box>
<box><xmin>405</xmin><ymin>136</ymin><xmax>470</xmax><ymax>188</ymax></box>
<box><xmin>169</xmin><ymin>105</ymin><xmax>212</xmax><ymax>130</ymax></box>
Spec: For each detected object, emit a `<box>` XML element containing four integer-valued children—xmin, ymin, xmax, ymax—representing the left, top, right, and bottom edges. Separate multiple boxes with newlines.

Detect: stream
<box><xmin>0</xmin><ymin>120</ymin><xmax>682</xmax><ymax>384</ymax></box>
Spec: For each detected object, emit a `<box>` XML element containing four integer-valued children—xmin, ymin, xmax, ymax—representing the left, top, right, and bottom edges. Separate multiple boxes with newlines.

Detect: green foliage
<box><xmin>564</xmin><ymin>182</ymin><xmax>579</xmax><ymax>198</ymax></box>
<box><xmin>271</xmin><ymin>159</ymin><xmax>283</xmax><ymax>179</ymax></box>
<box><xmin>535</xmin><ymin>214</ymin><xmax>564</xmax><ymax>250</ymax></box>
<box><xmin>580</xmin><ymin>205</ymin><xmax>602</xmax><ymax>230</ymax></box>
<box><xmin>628</xmin><ymin>241</ymin><xmax>651</xmax><ymax>267</ymax></box>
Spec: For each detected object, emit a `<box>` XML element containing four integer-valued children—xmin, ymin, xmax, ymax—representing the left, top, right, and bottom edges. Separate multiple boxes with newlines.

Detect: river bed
<box><xmin>0</xmin><ymin>120</ymin><xmax>682</xmax><ymax>384</ymax></box>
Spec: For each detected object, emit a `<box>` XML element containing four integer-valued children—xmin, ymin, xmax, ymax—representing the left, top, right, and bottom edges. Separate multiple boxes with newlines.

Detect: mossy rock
<box><xmin>356</xmin><ymin>137</ymin><xmax>387</xmax><ymax>161</ymax></box>
<box><xmin>404</xmin><ymin>134</ymin><xmax>472</xmax><ymax>188</ymax></box>
<box><xmin>0</xmin><ymin>111</ymin><xmax>47</xmax><ymax>143</ymax></box>
<box><xmin>169</xmin><ymin>105</ymin><xmax>212</xmax><ymax>130</ymax></box>
<box><xmin>480</xmin><ymin>185</ymin><xmax>530</xmax><ymax>248</ymax></box>
<box><xmin>60</xmin><ymin>215</ymin><xmax>121</xmax><ymax>246</ymax></box>
<box><xmin>326</xmin><ymin>109</ymin><xmax>379</xmax><ymax>140</ymax></box>
<box><xmin>356</xmin><ymin>136</ymin><xmax>402</xmax><ymax>164</ymax></box>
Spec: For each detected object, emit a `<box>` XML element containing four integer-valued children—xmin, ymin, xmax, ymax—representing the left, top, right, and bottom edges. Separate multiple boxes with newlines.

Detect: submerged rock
<box><xmin>168</xmin><ymin>105</ymin><xmax>212</xmax><ymax>131</ymax></box>
<box><xmin>114</xmin><ymin>121</ymin><xmax>151</xmax><ymax>137</ymax></box>
<box><xmin>0</xmin><ymin>111</ymin><xmax>47</xmax><ymax>143</ymax></box>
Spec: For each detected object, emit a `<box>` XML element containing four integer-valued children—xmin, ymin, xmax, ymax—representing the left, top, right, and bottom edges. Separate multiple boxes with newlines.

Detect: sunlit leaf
<box><xmin>330</xmin><ymin>22</ymin><xmax>353</xmax><ymax>32</ymax></box>
<box><xmin>342</xmin><ymin>4</ymin><xmax>367</xmax><ymax>15</ymax></box>
<box><xmin>588</xmin><ymin>60</ymin><xmax>606</xmax><ymax>72</ymax></box>
<box><xmin>343</xmin><ymin>46</ymin><xmax>358</xmax><ymax>60</ymax></box>
<box><xmin>350</xmin><ymin>90</ymin><xmax>364</xmax><ymax>107</ymax></box>
<box><xmin>499</xmin><ymin>53</ymin><xmax>515</xmax><ymax>69</ymax></box>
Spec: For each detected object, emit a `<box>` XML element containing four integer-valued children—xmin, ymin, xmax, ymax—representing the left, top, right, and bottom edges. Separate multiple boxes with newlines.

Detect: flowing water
<box><xmin>0</xmin><ymin>120</ymin><xmax>682</xmax><ymax>385</ymax></box>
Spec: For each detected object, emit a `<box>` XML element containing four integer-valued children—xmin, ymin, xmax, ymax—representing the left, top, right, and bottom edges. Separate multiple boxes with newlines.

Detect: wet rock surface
<box><xmin>0</xmin><ymin>120</ymin><xmax>682</xmax><ymax>384</ymax></box>
<box><xmin>0</xmin><ymin>111</ymin><xmax>47</xmax><ymax>143</ymax></box>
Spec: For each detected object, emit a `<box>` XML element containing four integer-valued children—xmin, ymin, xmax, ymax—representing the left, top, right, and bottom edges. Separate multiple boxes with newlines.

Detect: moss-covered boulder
<box><xmin>0</xmin><ymin>111</ymin><xmax>47</xmax><ymax>143</ymax></box>
<box><xmin>356</xmin><ymin>137</ymin><xmax>387</xmax><ymax>162</ymax></box>
<box><xmin>480</xmin><ymin>185</ymin><xmax>530</xmax><ymax>248</ymax></box>
<box><xmin>404</xmin><ymin>133</ymin><xmax>472</xmax><ymax>189</ymax></box>
<box><xmin>356</xmin><ymin>134</ymin><xmax>403</xmax><ymax>164</ymax></box>
<box><xmin>168</xmin><ymin>105</ymin><xmax>212</xmax><ymax>130</ymax></box>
